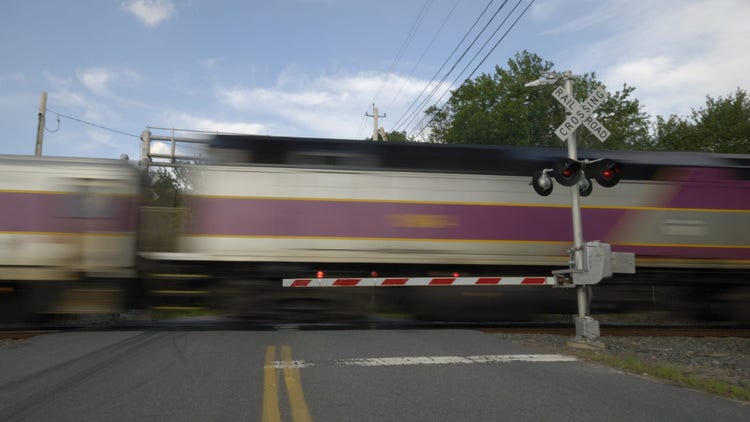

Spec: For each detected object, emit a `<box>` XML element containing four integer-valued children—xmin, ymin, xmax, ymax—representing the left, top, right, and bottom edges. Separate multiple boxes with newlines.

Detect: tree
<box><xmin>147</xmin><ymin>166</ymin><xmax>190</xmax><ymax>207</ymax></box>
<box><xmin>423</xmin><ymin>51</ymin><xmax>651</xmax><ymax>150</ymax></box>
<box><xmin>384</xmin><ymin>130</ymin><xmax>410</xmax><ymax>142</ymax></box>
<box><xmin>653</xmin><ymin>88</ymin><xmax>750</xmax><ymax>153</ymax></box>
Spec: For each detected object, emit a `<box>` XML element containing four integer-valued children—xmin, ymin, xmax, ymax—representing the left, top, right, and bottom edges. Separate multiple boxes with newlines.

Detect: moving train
<box><xmin>1</xmin><ymin>134</ymin><xmax>748</xmax><ymax>322</ymax></box>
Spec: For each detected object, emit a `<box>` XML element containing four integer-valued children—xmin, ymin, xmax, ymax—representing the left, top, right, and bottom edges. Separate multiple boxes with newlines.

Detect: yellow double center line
<box><xmin>262</xmin><ymin>345</ymin><xmax>312</xmax><ymax>422</ymax></box>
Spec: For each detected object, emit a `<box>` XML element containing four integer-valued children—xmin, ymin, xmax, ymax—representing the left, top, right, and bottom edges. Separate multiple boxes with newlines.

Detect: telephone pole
<box><xmin>35</xmin><ymin>91</ymin><xmax>47</xmax><ymax>156</ymax></box>
<box><xmin>365</xmin><ymin>104</ymin><xmax>386</xmax><ymax>140</ymax></box>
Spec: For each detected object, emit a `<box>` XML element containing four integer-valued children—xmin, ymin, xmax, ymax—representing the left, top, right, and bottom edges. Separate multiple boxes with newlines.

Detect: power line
<box><xmin>465</xmin><ymin>0</ymin><xmax>534</xmax><ymax>84</ymax></box>
<box><xmin>371</xmin><ymin>0</ymin><xmax>433</xmax><ymax>107</ymax></box>
<box><xmin>411</xmin><ymin>0</ymin><xmax>523</xmax><ymax>136</ymax></box>
<box><xmin>46</xmin><ymin>108</ymin><xmax>140</xmax><ymax>139</ymax></box>
<box><xmin>412</xmin><ymin>0</ymin><xmax>534</xmax><ymax>140</ymax></box>
<box><xmin>390</xmin><ymin>0</ymin><xmax>496</xmax><ymax>131</ymax></box>
<box><xmin>358</xmin><ymin>0</ymin><xmax>433</xmax><ymax>139</ymax></box>
<box><xmin>391</xmin><ymin>0</ymin><xmax>505</xmax><ymax>132</ymax></box>
<box><xmin>412</xmin><ymin>0</ymin><xmax>530</xmax><ymax>138</ymax></box>
<box><xmin>384</xmin><ymin>0</ymin><xmax>461</xmax><ymax>115</ymax></box>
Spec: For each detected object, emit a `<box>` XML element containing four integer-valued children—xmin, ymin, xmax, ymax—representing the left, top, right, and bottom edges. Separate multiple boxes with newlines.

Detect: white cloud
<box><xmin>77</xmin><ymin>68</ymin><xmax>113</xmax><ymax>95</ymax></box>
<box><xmin>215</xmin><ymin>70</ymin><xmax>453</xmax><ymax>139</ymax></box>
<box><xmin>121</xmin><ymin>0</ymin><xmax>175</xmax><ymax>28</ymax></box>
<box><xmin>158</xmin><ymin>112</ymin><xmax>270</xmax><ymax>135</ymax></box>
<box><xmin>76</xmin><ymin>67</ymin><xmax>141</xmax><ymax>97</ymax></box>
<box><xmin>577</xmin><ymin>0</ymin><xmax>750</xmax><ymax>119</ymax></box>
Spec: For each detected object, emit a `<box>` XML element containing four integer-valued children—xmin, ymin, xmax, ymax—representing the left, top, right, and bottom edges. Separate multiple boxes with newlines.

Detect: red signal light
<box><xmin>590</xmin><ymin>159</ymin><xmax>622</xmax><ymax>187</ymax></box>
<box><xmin>316</xmin><ymin>271</ymin><xmax>324</xmax><ymax>279</ymax></box>
<box><xmin>553</xmin><ymin>159</ymin><xmax>582</xmax><ymax>186</ymax></box>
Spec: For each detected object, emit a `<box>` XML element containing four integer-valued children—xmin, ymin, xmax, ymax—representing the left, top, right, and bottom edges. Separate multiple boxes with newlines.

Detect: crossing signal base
<box><xmin>553</xmin><ymin>241</ymin><xmax>635</xmax><ymax>286</ymax></box>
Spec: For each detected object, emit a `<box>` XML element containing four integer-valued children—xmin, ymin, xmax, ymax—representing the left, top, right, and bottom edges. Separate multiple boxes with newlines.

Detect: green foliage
<box><xmin>653</xmin><ymin>88</ymin><xmax>750</xmax><ymax>153</ymax></box>
<box><xmin>384</xmin><ymin>130</ymin><xmax>410</xmax><ymax>142</ymax></box>
<box><xmin>421</xmin><ymin>50</ymin><xmax>748</xmax><ymax>153</ymax></box>
<box><xmin>424</xmin><ymin>51</ymin><xmax>651</xmax><ymax>150</ymax></box>
<box><xmin>147</xmin><ymin>166</ymin><xmax>189</xmax><ymax>207</ymax></box>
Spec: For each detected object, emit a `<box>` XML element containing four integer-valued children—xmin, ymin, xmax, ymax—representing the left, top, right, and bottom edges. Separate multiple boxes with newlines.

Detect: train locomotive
<box><xmin>1</xmin><ymin>134</ymin><xmax>749</xmax><ymax>322</ymax></box>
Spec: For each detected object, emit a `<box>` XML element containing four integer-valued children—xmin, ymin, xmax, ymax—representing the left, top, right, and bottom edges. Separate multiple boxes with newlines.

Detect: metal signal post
<box><xmin>563</xmin><ymin>72</ymin><xmax>599</xmax><ymax>338</ymax></box>
<box><xmin>525</xmin><ymin>72</ymin><xmax>634</xmax><ymax>349</ymax></box>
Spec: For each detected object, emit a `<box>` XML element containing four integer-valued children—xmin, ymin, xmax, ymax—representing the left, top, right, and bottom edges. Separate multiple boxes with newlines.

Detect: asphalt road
<box><xmin>0</xmin><ymin>329</ymin><xmax>748</xmax><ymax>421</ymax></box>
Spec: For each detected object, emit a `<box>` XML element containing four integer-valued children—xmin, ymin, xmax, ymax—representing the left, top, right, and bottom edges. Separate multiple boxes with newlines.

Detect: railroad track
<box><xmin>2</xmin><ymin>320</ymin><xmax>750</xmax><ymax>340</ymax></box>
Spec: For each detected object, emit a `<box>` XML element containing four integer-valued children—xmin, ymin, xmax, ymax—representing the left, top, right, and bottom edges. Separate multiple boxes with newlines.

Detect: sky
<box><xmin>1</xmin><ymin>0</ymin><xmax>749</xmax><ymax>161</ymax></box>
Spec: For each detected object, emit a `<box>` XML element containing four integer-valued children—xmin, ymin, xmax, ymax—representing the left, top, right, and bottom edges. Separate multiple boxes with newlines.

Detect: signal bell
<box><xmin>531</xmin><ymin>170</ymin><xmax>553</xmax><ymax>196</ymax></box>
<box><xmin>578</xmin><ymin>177</ymin><xmax>593</xmax><ymax>197</ymax></box>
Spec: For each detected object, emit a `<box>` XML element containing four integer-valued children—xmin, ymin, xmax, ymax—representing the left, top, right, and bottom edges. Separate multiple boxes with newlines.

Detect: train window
<box><xmin>67</xmin><ymin>180</ymin><xmax>114</xmax><ymax>219</ymax></box>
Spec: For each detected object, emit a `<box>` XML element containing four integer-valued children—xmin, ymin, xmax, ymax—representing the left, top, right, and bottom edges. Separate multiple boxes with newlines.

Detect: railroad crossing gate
<box><xmin>552</xmin><ymin>86</ymin><xmax>610</xmax><ymax>142</ymax></box>
<box><xmin>283</xmin><ymin>276</ymin><xmax>556</xmax><ymax>288</ymax></box>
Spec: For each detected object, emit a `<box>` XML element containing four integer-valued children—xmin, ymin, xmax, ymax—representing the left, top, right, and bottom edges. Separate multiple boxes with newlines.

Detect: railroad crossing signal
<box><xmin>552</xmin><ymin>86</ymin><xmax>611</xmax><ymax>142</ymax></box>
<box><xmin>525</xmin><ymin>70</ymin><xmax>635</xmax><ymax>347</ymax></box>
<box><xmin>587</xmin><ymin>159</ymin><xmax>622</xmax><ymax>187</ymax></box>
<box><xmin>530</xmin><ymin>158</ymin><xmax>622</xmax><ymax>197</ymax></box>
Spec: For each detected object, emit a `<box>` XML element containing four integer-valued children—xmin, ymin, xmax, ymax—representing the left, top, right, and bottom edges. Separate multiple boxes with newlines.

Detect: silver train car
<box><xmin>151</xmin><ymin>135</ymin><xmax>750</xmax><ymax>320</ymax></box>
<box><xmin>180</xmin><ymin>135</ymin><xmax>749</xmax><ymax>270</ymax></box>
<box><xmin>1</xmin><ymin>135</ymin><xmax>748</xmax><ymax>322</ymax></box>
<box><xmin>0</xmin><ymin>155</ymin><xmax>140</xmax><ymax>319</ymax></box>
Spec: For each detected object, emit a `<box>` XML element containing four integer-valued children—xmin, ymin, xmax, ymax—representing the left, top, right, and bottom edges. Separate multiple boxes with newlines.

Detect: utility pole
<box><xmin>365</xmin><ymin>104</ymin><xmax>386</xmax><ymax>140</ymax></box>
<box><xmin>35</xmin><ymin>91</ymin><xmax>47</xmax><ymax>156</ymax></box>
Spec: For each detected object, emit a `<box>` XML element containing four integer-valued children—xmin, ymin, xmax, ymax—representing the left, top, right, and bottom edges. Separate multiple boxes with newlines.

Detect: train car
<box><xmin>145</xmin><ymin>135</ymin><xmax>749</xmax><ymax>320</ymax></box>
<box><xmin>0</xmin><ymin>155</ymin><xmax>141</xmax><ymax>320</ymax></box>
<box><xmin>4</xmin><ymin>135</ymin><xmax>745</xmax><ymax>322</ymax></box>
<box><xmin>184</xmin><ymin>135</ymin><xmax>749</xmax><ymax>269</ymax></box>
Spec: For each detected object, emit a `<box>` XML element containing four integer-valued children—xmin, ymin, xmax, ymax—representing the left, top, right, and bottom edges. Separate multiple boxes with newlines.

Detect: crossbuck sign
<box><xmin>552</xmin><ymin>86</ymin><xmax>610</xmax><ymax>142</ymax></box>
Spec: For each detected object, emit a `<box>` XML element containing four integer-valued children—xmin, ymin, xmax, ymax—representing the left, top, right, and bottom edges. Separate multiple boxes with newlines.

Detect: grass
<box><xmin>577</xmin><ymin>351</ymin><xmax>750</xmax><ymax>402</ymax></box>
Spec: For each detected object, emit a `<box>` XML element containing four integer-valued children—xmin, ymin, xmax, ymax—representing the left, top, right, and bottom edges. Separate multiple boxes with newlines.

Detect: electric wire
<box><xmin>412</xmin><ymin>0</ymin><xmax>534</xmax><ymax>140</ymax></box>
<box><xmin>383</xmin><ymin>0</ymin><xmax>460</xmax><ymax>117</ymax></box>
<box><xmin>412</xmin><ymin>0</ymin><xmax>530</xmax><ymax>138</ymax></box>
<box><xmin>47</xmin><ymin>108</ymin><xmax>140</xmax><ymax>139</ymax></box>
<box><xmin>392</xmin><ymin>0</ymin><xmax>506</xmax><ymax>132</ymax></box>
<box><xmin>368</xmin><ymin>0</ymin><xmax>433</xmax><ymax>113</ymax></box>
<box><xmin>408</xmin><ymin>0</ymin><xmax>522</xmax><ymax>136</ymax></box>
<box><xmin>44</xmin><ymin>113</ymin><xmax>60</xmax><ymax>133</ymax></box>
<box><xmin>390</xmin><ymin>0</ymin><xmax>496</xmax><ymax>131</ymax></box>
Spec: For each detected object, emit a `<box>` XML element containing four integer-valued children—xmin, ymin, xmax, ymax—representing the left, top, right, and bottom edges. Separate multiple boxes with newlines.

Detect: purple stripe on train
<box><xmin>184</xmin><ymin>197</ymin><xmax>625</xmax><ymax>242</ymax></box>
<box><xmin>184</xmin><ymin>196</ymin><xmax>750</xmax><ymax>261</ymax></box>
<box><xmin>0</xmin><ymin>192</ymin><xmax>138</xmax><ymax>233</ymax></box>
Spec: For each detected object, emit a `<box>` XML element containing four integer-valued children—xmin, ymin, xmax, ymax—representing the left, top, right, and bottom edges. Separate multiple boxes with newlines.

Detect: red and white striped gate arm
<box><xmin>283</xmin><ymin>276</ymin><xmax>556</xmax><ymax>288</ymax></box>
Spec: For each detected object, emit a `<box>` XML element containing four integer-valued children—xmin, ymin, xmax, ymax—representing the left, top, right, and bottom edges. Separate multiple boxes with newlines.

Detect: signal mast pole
<box><xmin>560</xmin><ymin>75</ymin><xmax>588</xmax><ymax>320</ymax></box>
<box><xmin>526</xmin><ymin>71</ymin><xmax>626</xmax><ymax>350</ymax></box>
